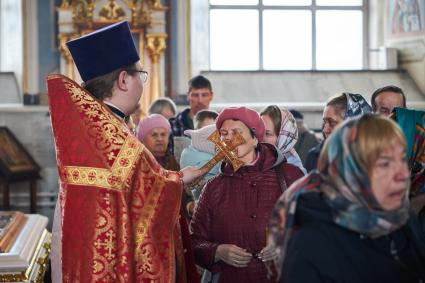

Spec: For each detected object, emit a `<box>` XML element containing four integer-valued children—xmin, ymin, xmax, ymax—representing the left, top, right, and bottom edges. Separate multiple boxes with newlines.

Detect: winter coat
<box><xmin>191</xmin><ymin>143</ymin><xmax>304</xmax><ymax>283</ymax></box>
<box><xmin>281</xmin><ymin>191</ymin><xmax>425</xmax><ymax>283</ymax></box>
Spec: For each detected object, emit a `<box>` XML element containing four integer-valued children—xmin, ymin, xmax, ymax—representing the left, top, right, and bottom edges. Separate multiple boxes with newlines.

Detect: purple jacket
<box><xmin>191</xmin><ymin>143</ymin><xmax>303</xmax><ymax>283</ymax></box>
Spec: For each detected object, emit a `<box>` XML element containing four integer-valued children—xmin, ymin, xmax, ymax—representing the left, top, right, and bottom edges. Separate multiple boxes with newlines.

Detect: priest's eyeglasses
<box><xmin>129</xmin><ymin>69</ymin><xmax>149</xmax><ymax>83</ymax></box>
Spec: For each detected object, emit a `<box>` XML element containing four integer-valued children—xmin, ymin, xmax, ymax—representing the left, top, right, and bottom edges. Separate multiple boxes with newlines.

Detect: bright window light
<box><xmin>316</xmin><ymin>10</ymin><xmax>363</xmax><ymax>69</ymax></box>
<box><xmin>210</xmin><ymin>9</ymin><xmax>259</xmax><ymax>70</ymax></box>
<box><xmin>316</xmin><ymin>0</ymin><xmax>362</xmax><ymax>6</ymax></box>
<box><xmin>210</xmin><ymin>0</ymin><xmax>258</xmax><ymax>5</ymax></box>
<box><xmin>263</xmin><ymin>0</ymin><xmax>311</xmax><ymax>6</ymax></box>
<box><xmin>263</xmin><ymin>10</ymin><xmax>312</xmax><ymax>70</ymax></box>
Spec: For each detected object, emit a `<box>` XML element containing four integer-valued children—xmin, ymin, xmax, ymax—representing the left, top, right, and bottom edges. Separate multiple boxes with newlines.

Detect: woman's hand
<box><xmin>215</xmin><ymin>244</ymin><xmax>252</xmax><ymax>268</ymax></box>
<box><xmin>257</xmin><ymin>244</ymin><xmax>278</xmax><ymax>262</ymax></box>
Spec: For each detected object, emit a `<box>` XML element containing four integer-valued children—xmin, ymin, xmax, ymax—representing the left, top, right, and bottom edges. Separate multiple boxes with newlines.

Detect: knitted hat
<box><xmin>136</xmin><ymin>114</ymin><xmax>171</xmax><ymax>142</ymax></box>
<box><xmin>216</xmin><ymin>106</ymin><xmax>265</xmax><ymax>142</ymax></box>
<box><xmin>184</xmin><ymin>124</ymin><xmax>216</xmax><ymax>154</ymax></box>
<box><xmin>67</xmin><ymin>21</ymin><xmax>140</xmax><ymax>82</ymax></box>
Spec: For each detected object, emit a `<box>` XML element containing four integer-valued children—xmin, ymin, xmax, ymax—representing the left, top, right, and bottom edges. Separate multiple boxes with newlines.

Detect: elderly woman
<box><xmin>191</xmin><ymin>106</ymin><xmax>304</xmax><ymax>283</ymax></box>
<box><xmin>305</xmin><ymin>92</ymin><xmax>372</xmax><ymax>172</ymax></box>
<box><xmin>260</xmin><ymin>105</ymin><xmax>307</xmax><ymax>174</ymax></box>
<box><xmin>272</xmin><ymin>114</ymin><xmax>425</xmax><ymax>283</ymax></box>
<box><xmin>148</xmin><ymin>97</ymin><xmax>177</xmax><ymax>119</ymax></box>
<box><xmin>137</xmin><ymin>114</ymin><xmax>179</xmax><ymax>170</ymax></box>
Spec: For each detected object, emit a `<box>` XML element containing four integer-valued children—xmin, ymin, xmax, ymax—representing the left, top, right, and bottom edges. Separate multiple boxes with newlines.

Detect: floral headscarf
<box><xmin>276</xmin><ymin>109</ymin><xmax>306</xmax><ymax>173</ymax></box>
<box><xmin>394</xmin><ymin>107</ymin><xmax>425</xmax><ymax>196</ymax></box>
<box><xmin>270</xmin><ymin>114</ymin><xmax>410</xmax><ymax>276</ymax></box>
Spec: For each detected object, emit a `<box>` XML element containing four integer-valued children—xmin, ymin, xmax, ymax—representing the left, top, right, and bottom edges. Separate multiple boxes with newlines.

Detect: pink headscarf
<box><xmin>136</xmin><ymin>114</ymin><xmax>171</xmax><ymax>142</ymax></box>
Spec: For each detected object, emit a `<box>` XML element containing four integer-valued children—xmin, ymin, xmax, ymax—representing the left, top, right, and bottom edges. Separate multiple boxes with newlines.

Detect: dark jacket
<box><xmin>305</xmin><ymin>141</ymin><xmax>324</xmax><ymax>172</ymax></box>
<box><xmin>156</xmin><ymin>150</ymin><xmax>180</xmax><ymax>171</ymax></box>
<box><xmin>168</xmin><ymin>108</ymin><xmax>194</xmax><ymax>153</ymax></box>
<box><xmin>281</xmin><ymin>192</ymin><xmax>425</xmax><ymax>283</ymax></box>
<box><xmin>294</xmin><ymin>129</ymin><xmax>319</xmax><ymax>165</ymax></box>
<box><xmin>191</xmin><ymin>143</ymin><xmax>304</xmax><ymax>283</ymax></box>
<box><xmin>169</xmin><ymin>108</ymin><xmax>194</xmax><ymax>137</ymax></box>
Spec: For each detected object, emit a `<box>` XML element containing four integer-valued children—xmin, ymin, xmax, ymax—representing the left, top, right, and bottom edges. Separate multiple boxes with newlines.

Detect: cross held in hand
<box><xmin>205</xmin><ymin>130</ymin><xmax>245</xmax><ymax>172</ymax></box>
<box><xmin>187</xmin><ymin>130</ymin><xmax>245</xmax><ymax>189</ymax></box>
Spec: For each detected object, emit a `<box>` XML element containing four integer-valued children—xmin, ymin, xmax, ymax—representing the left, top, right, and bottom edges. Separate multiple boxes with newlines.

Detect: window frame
<box><xmin>208</xmin><ymin>0</ymin><xmax>369</xmax><ymax>71</ymax></box>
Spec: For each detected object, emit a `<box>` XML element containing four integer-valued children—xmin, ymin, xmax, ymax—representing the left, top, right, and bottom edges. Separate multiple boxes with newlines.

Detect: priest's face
<box><xmin>127</xmin><ymin>63</ymin><xmax>145</xmax><ymax>114</ymax></box>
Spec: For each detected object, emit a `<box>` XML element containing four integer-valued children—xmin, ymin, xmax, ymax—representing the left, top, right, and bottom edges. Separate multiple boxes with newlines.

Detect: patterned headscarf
<box><xmin>344</xmin><ymin>92</ymin><xmax>372</xmax><ymax>118</ymax></box>
<box><xmin>270</xmin><ymin>114</ymin><xmax>410</xmax><ymax>276</ymax></box>
<box><xmin>276</xmin><ymin>109</ymin><xmax>298</xmax><ymax>154</ymax></box>
<box><xmin>275</xmin><ymin>109</ymin><xmax>305</xmax><ymax>173</ymax></box>
<box><xmin>394</xmin><ymin>107</ymin><xmax>425</xmax><ymax>196</ymax></box>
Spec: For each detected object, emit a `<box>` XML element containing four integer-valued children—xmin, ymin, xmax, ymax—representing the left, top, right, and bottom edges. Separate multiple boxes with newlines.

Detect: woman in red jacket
<box><xmin>190</xmin><ymin>106</ymin><xmax>304</xmax><ymax>283</ymax></box>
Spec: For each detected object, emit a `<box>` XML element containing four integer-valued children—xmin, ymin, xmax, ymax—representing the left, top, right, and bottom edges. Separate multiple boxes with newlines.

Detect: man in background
<box><xmin>170</xmin><ymin>75</ymin><xmax>214</xmax><ymax>136</ymax></box>
<box><xmin>371</xmin><ymin>85</ymin><xmax>406</xmax><ymax>116</ymax></box>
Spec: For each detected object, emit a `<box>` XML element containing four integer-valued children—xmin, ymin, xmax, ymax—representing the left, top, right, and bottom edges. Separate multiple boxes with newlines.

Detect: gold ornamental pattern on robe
<box><xmin>47</xmin><ymin>74</ymin><xmax>182</xmax><ymax>282</ymax></box>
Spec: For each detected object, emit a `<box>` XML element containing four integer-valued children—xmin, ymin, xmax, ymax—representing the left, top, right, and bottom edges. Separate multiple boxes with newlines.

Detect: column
<box><xmin>146</xmin><ymin>33</ymin><xmax>167</xmax><ymax>104</ymax></box>
<box><xmin>23</xmin><ymin>0</ymin><xmax>40</xmax><ymax>104</ymax></box>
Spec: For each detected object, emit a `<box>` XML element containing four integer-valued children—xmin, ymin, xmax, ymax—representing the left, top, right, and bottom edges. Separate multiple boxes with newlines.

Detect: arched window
<box><xmin>207</xmin><ymin>0</ymin><xmax>366</xmax><ymax>71</ymax></box>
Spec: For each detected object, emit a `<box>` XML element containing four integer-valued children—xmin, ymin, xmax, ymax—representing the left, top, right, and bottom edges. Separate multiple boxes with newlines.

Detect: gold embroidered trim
<box><xmin>58</xmin><ymin>76</ymin><xmax>143</xmax><ymax>191</ymax></box>
<box><xmin>63</xmin><ymin>138</ymin><xmax>142</xmax><ymax>191</ymax></box>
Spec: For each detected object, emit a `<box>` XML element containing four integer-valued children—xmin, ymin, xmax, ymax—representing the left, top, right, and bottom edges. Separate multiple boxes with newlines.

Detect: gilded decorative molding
<box><xmin>57</xmin><ymin>0</ymin><xmax>169</xmax><ymax>113</ymax></box>
<box><xmin>58</xmin><ymin>34</ymin><xmax>79</xmax><ymax>79</ymax></box>
<box><xmin>152</xmin><ymin>0</ymin><xmax>166</xmax><ymax>10</ymax></box>
<box><xmin>146</xmin><ymin>33</ymin><xmax>167</xmax><ymax>64</ymax></box>
<box><xmin>99</xmin><ymin>0</ymin><xmax>126</xmax><ymax>21</ymax></box>
<box><xmin>146</xmin><ymin>33</ymin><xmax>167</xmax><ymax>107</ymax></box>
<box><xmin>60</xmin><ymin>0</ymin><xmax>70</xmax><ymax>9</ymax></box>
<box><xmin>34</xmin><ymin>242</ymin><xmax>51</xmax><ymax>283</ymax></box>
<box><xmin>0</xmin><ymin>272</ymin><xmax>27</xmax><ymax>282</ymax></box>
<box><xmin>0</xmin><ymin>230</ymin><xmax>51</xmax><ymax>282</ymax></box>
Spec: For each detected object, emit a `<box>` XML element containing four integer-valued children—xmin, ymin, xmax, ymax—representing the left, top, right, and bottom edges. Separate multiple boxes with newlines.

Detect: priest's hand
<box><xmin>215</xmin><ymin>244</ymin><xmax>252</xmax><ymax>268</ymax></box>
<box><xmin>180</xmin><ymin>166</ymin><xmax>208</xmax><ymax>185</ymax></box>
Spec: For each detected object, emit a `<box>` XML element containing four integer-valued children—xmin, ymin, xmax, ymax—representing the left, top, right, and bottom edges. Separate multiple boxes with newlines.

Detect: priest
<box><xmin>48</xmin><ymin>21</ymin><xmax>202</xmax><ymax>282</ymax></box>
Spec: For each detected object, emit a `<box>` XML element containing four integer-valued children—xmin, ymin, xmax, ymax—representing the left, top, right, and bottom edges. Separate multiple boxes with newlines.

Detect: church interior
<box><xmin>0</xmin><ymin>0</ymin><xmax>424</xmax><ymax>281</ymax></box>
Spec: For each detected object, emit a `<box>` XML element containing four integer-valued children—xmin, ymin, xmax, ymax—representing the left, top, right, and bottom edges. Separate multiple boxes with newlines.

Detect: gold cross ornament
<box><xmin>186</xmin><ymin>130</ymin><xmax>245</xmax><ymax>189</ymax></box>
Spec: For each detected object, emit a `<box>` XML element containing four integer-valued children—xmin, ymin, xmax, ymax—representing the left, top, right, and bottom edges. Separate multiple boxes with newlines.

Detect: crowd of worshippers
<box><xmin>51</xmin><ymin>21</ymin><xmax>424</xmax><ymax>282</ymax></box>
<box><xmin>135</xmin><ymin>75</ymin><xmax>425</xmax><ymax>283</ymax></box>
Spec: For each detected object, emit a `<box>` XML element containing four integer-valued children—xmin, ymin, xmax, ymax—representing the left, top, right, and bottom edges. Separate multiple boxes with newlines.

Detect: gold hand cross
<box><xmin>187</xmin><ymin>130</ymin><xmax>245</xmax><ymax>190</ymax></box>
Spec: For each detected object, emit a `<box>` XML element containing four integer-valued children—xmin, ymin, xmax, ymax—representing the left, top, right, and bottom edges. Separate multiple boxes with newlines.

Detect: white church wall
<box><xmin>203</xmin><ymin>70</ymin><xmax>425</xmax><ymax>130</ymax></box>
<box><xmin>369</xmin><ymin>0</ymin><xmax>425</xmax><ymax>93</ymax></box>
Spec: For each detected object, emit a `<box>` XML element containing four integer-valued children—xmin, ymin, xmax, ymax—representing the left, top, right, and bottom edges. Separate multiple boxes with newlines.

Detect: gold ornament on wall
<box><xmin>146</xmin><ymin>33</ymin><xmax>167</xmax><ymax>108</ymax></box>
<box><xmin>57</xmin><ymin>0</ymin><xmax>168</xmax><ymax>117</ymax></box>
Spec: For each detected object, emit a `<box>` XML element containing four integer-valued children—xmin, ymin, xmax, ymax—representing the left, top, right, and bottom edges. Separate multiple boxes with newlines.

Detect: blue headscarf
<box><xmin>394</xmin><ymin>107</ymin><xmax>425</xmax><ymax>195</ymax></box>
